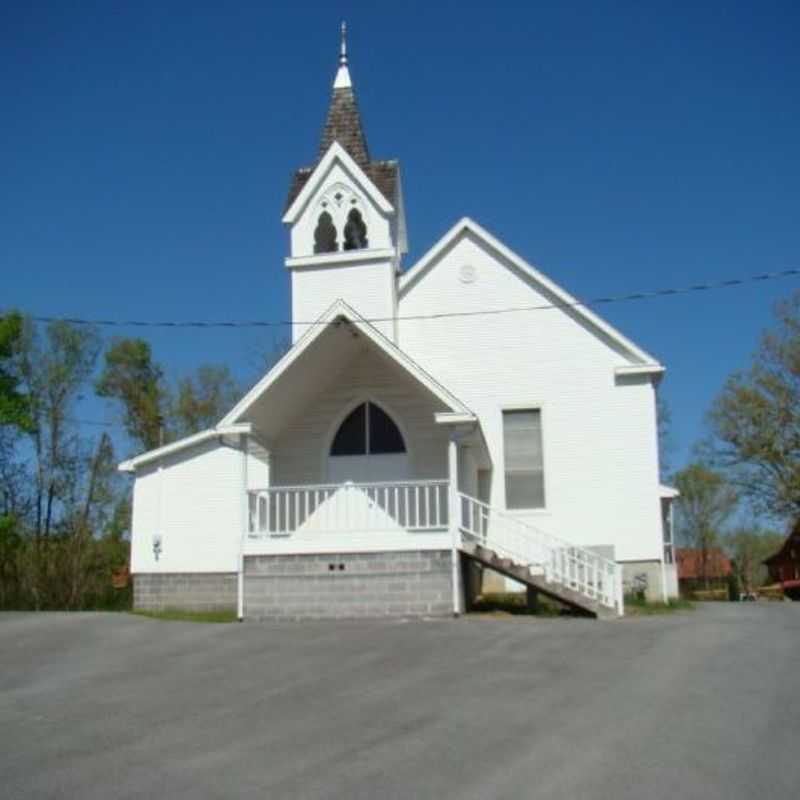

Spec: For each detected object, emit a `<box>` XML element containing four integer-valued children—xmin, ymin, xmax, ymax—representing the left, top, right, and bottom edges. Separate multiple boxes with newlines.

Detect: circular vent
<box><xmin>459</xmin><ymin>264</ymin><xmax>477</xmax><ymax>284</ymax></box>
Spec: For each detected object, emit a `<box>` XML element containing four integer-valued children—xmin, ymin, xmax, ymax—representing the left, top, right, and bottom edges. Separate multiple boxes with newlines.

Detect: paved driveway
<box><xmin>1</xmin><ymin>604</ymin><xmax>797</xmax><ymax>799</ymax></box>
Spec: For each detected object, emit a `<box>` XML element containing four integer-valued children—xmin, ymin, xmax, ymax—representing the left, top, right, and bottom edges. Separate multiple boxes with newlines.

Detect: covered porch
<box><xmin>221</xmin><ymin>301</ymin><xmax>490</xmax><ymax>558</ymax></box>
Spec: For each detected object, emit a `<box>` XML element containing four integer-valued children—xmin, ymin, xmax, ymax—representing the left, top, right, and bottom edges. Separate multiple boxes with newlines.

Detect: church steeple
<box><xmin>281</xmin><ymin>25</ymin><xmax>408</xmax><ymax>343</ymax></box>
<box><xmin>334</xmin><ymin>21</ymin><xmax>351</xmax><ymax>89</ymax></box>
<box><xmin>318</xmin><ymin>22</ymin><xmax>370</xmax><ymax>167</ymax></box>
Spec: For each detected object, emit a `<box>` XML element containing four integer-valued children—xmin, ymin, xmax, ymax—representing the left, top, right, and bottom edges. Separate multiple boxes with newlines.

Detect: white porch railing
<box><xmin>458</xmin><ymin>492</ymin><xmax>623</xmax><ymax>615</ymax></box>
<box><xmin>248</xmin><ymin>480</ymin><xmax>449</xmax><ymax>537</ymax></box>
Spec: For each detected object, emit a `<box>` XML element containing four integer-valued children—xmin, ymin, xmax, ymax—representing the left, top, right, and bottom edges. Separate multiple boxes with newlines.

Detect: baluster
<box><xmin>368</xmin><ymin>486</ymin><xmax>375</xmax><ymax>531</ymax></box>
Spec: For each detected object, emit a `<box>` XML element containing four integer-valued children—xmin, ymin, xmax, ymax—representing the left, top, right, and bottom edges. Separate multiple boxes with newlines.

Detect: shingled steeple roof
<box><xmin>318</xmin><ymin>23</ymin><xmax>370</xmax><ymax>167</ymax></box>
<box><xmin>285</xmin><ymin>25</ymin><xmax>398</xmax><ymax>212</ymax></box>
<box><xmin>318</xmin><ymin>84</ymin><xmax>370</xmax><ymax>167</ymax></box>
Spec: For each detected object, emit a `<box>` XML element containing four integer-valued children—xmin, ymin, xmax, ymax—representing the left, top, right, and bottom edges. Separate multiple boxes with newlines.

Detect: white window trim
<box><xmin>499</xmin><ymin>403</ymin><xmax>549</xmax><ymax>514</ymax></box>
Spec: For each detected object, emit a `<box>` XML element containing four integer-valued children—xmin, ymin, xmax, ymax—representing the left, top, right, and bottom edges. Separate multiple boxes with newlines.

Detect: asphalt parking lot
<box><xmin>1</xmin><ymin>604</ymin><xmax>798</xmax><ymax>799</ymax></box>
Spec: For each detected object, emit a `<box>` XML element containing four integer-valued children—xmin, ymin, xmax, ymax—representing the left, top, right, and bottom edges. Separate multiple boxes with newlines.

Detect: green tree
<box><xmin>16</xmin><ymin>318</ymin><xmax>102</xmax><ymax>540</ymax></box>
<box><xmin>0</xmin><ymin>312</ymin><xmax>34</xmax><ymax>432</ymax></box>
<box><xmin>674</xmin><ymin>463</ymin><xmax>737</xmax><ymax>588</ymax></box>
<box><xmin>710</xmin><ymin>291</ymin><xmax>800</xmax><ymax>521</ymax></box>
<box><xmin>96</xmin><ymin>338</ymin><xmax>168</xmax><ymax>451</ymax></box>
<box><xmin>173</xmin><ymin>365</ymin><xmax>240</xmax><ymax>437</ymax></box>
<box><xmin>726</xmin><ymin>526</ymin><xmax>785</xmax><ymax>593</ymax></box>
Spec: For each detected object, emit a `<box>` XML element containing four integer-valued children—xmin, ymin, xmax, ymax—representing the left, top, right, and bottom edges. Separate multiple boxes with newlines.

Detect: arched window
<box><xmin>343</xmin><ymin>208</ymin><xmax>368</xmax><ymax>251</ymax></box>
<box><xmin>330</xmin><ymin>402</ymin><xmax>405</xmax><ymax>456</ymax></box>
<box><xmin>313</xmin><ymin>211</ymin><xmax>338</xmax><ymax>254</ymax></box>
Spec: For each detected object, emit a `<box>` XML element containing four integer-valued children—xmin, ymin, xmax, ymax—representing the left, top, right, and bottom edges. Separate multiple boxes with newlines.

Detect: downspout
<box><xmin>448</xmin><ymin>437</ymin><xmax>461</xmax><ymax>616</ymax></box>
<box><xmin>237</xmin><ymin>433</ymin><xmax>249</xmax><ymax>621</ymax></box>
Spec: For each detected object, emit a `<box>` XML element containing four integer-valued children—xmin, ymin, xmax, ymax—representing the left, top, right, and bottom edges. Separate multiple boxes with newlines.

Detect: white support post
<box><xmin>448</xmin><ymin>437</ymin><xmax>462</xmax><ymax>616</ymax></box>
<box><xmin>615</xmin><ymin>563</ymin><xmax>625</xmax><ymax>618</ymax></box>
<box><xmin>237</xmin><ymin>433</ymin><xmax>249</xmax><ymax>621</ymax></box>
<box><xmin>660</xmin><ymin>499</ymin><xmax>670</xmax><ymax>605</ymax></box>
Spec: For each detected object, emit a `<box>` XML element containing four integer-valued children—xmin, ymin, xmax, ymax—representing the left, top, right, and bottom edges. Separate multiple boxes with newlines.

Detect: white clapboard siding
<box><xmin>398</xmin><ymin>229</ymin><xmax>662</xmax><ymax>563</ymax></box>
<box><xmin>269</xmin><ymin>342</ymin><xmax>451</xmax><ymax>487</ymax></box>
<box><xmin>130</xmin><ymin>437</ymin><xmax>242</xmax><ymax>574</ymax></box>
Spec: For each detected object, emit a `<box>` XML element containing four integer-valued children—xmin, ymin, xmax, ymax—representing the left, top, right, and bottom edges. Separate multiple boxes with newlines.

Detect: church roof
<box><xmin>285</xmin><ymin>160</ymin><xmax>398</xmax><ymax>213</ymax></box>
<box><xmin>284</xmin><ymin>26</ymin><xmax>398</xmax><ymax>212</ymax></box>
<box><xmin>318</xmin><ymin>84</ymin><xmax>370</xmax><ymax>167</ymax></box>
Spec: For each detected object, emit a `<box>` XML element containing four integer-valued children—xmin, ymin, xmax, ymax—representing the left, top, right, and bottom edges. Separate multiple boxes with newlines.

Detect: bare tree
<box><xmin>674</xmin><ymin>463</ymin><xmax>737</xmax><ymax>588</ymax></box>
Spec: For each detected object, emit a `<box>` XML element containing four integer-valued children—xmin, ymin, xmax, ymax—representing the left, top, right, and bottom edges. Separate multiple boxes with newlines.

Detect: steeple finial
<box><xmin>334</xmin><ymin>21</ymin><xmax>352</xmax><ymax>89</ymax></box>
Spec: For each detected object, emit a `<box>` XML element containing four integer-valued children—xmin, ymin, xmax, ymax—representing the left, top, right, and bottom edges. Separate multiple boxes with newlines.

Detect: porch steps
<box><xmin>461</xmin><ymin>543</ymin><xmax>616</xmax><ymax>619</ymax></box>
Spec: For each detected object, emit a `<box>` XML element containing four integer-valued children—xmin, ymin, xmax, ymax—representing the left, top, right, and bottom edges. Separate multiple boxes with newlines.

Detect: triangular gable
<box><xmin>219</xmin><ymin>299</ymin><xmax>474</xmax><ymax>428</ymax></box>
<box><xmin>399</xmin><ymin>217</ymin><xmax>662</xmax><ymax>369</ymax></box>
<box><xmin>282</xmin><ymin>141</ymin><xmax>394</xmax><ymax>226</ymax></box>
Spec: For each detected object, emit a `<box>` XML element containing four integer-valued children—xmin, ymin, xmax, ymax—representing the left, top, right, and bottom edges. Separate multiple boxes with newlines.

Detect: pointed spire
<box><xmin>334</xmin><ymin>21</ymin><xmax>352</xmax><ymax>89</ymax></box>
<box><xmin>319</xmin><ymin>22</ymin><xmax>369</xmax><ymax>165</ymax></box>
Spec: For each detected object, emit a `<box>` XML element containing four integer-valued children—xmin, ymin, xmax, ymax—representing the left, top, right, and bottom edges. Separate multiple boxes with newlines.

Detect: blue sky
<box><xmin>2</xmin><ymin>1</ymin><xmax>799</xmax><ymax>473</ymax></box>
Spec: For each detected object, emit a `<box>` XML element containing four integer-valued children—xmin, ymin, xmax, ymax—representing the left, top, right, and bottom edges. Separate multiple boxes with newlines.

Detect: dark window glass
<box><xmin>313</xmin><ymin>211</ymin><xmax>338</xmax><ymax>254</ymax></box>
<box><xmin>343</xmin><ymin>208</ymin><xmax>368</xmax><ymax>250</ymax></box>
<box><xmin>368</xmin><ymin>403</ymin><xmax>405</xmax><ymax>454</ymax></box>
<box><xmin>330</xmin><ymin>404</ymin><xmax>366</xmax><ymax>455</ymax></box>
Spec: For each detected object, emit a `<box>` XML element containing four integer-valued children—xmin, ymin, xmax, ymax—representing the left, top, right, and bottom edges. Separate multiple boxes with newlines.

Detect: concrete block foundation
<box><xmin>133</xmin><ymin>572</ymin><xmax>237</xmax><ymax>612</ymax></box>
<box><xmin>244</xmin><ymin>550</ymin><xmax>454</xmax><ymax>620</ymax></box>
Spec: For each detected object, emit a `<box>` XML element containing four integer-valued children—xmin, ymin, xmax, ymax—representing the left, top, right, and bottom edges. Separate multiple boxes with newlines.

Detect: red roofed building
<box><xmin>675</xmin><ymin>548</ymin><xmax>732</xmax><ymax>593</ymax></box>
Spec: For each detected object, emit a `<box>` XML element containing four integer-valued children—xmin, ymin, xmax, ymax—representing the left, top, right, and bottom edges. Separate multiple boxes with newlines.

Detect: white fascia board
<box><xmin>434</xmin><ymin>412</ymin><xmax>477</xmax><ymax>425</ymax></box>
<box><xmin>285</xmin><ymin>248</ymin><xmax>395</xmax><ymax>270</ymax></box>
<box><xmin>282</xmin><ymin>141</ymin><xmax>394</xmax><ymax>225</ymax></box>
<box><xmin>400</xmin><ymin>217</ymin><xmax>662</xmax><ymax>368</ymax></box>
<box><xmin>219</xmin><ymin>299</ymin><xmax>474</xmax><ymax>427</ymax></box>
<box><xmin>615</xmin><ymin>364</ymin><xmax>665</xmax><ymax>377</ymax></box>
<box><xmin>118</xmin><ymin>423</ymin><xmax>252</xmax><ymax>473</ymax></box>
<box><xmin>660</xmin><ymin>484</ymin><xmax>680</xmax><ymax>499</ymax></box>
<box><xmin>395</xmin><ymin>163</ymin><xmax>408</xmax><ymax>256</ymax></box>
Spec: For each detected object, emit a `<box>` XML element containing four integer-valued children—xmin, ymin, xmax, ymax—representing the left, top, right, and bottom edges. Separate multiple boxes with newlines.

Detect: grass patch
<box><xmin>623</xmin><ymin>595</ymin><xmax>694</xmax><ymax>616</ymax></box>
<box><xmin>130</xmin><ymin>608</ymin><xmax>238</xmax><ymax>623</ymax></box>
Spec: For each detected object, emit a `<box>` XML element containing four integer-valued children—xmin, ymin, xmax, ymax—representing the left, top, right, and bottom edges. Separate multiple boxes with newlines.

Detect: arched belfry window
<box><xmin>330</xmin><ymin>402</ymin><xmax>405</xmax><ymax>456</ymax></box>
<box><xmin>313</xmin><ymin>211</ymin><xmax>338</xmax><ymax>254</ymax></box>
<box><xmin>343</xmin><ymin>208</ymin><xmax>368</xmax><ymax>251</ymax></box>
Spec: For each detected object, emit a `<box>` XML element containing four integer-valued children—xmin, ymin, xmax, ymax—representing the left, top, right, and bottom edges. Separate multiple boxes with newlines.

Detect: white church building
<box><xmin>120</xmin><ymin>31</ymin><xmax>678</xmax><ymax>619</ymax></box>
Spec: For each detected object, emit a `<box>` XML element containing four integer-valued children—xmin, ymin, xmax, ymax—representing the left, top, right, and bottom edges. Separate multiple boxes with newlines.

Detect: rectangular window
<box><xmin>503</xmin><ymin>409</ymin><xmax>545</xmax><ymax>509</ymax></box>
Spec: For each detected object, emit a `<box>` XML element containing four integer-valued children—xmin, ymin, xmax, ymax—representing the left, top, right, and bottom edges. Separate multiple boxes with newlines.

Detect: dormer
<box><xmin>282</xmin><ymin>25</ymin><xmax>407</xmax><ymax>342</ymax></box>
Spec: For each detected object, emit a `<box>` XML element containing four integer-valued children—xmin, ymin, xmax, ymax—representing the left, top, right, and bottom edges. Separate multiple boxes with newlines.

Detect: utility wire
<box><xmin>67</xmin><ymin>418</ymin><xmax>124</xmax><ymax>428</ymax></box>
<box><xmin>44</xmin><ymin>266</ymin><xmax>800</xmax><ymax>432</ymax></box>
<box><xmin>11</xmin><ymin>267</ymin><xmax>800</xmax><ymax>330</ymax></box>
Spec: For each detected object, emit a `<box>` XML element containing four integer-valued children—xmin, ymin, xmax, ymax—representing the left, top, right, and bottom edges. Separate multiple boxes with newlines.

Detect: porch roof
<box><xmin>219</xmin><ymin>299</ymin><xmax>475</xmax><ymax>443</ymax></box>
<box><xmin>117</xmin><ymin>302</ymin><xmax>476</xmax><ymax>474</ymax></box>
<box><xmin>118</xmin><ymin>423</ymin><xmax>252</xmax><ymax>473</ymax></box>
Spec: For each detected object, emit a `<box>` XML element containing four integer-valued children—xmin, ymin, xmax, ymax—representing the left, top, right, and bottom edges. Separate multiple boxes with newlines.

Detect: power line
<box><xmin>67</xmin><ymin>418</ymin><xmax>124</xmax><ymax>428</ymax></box>
<box><xmin>12</xmin><ymin>267</ymin><xmax>800</xmax><ymax>330</ymax></box>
